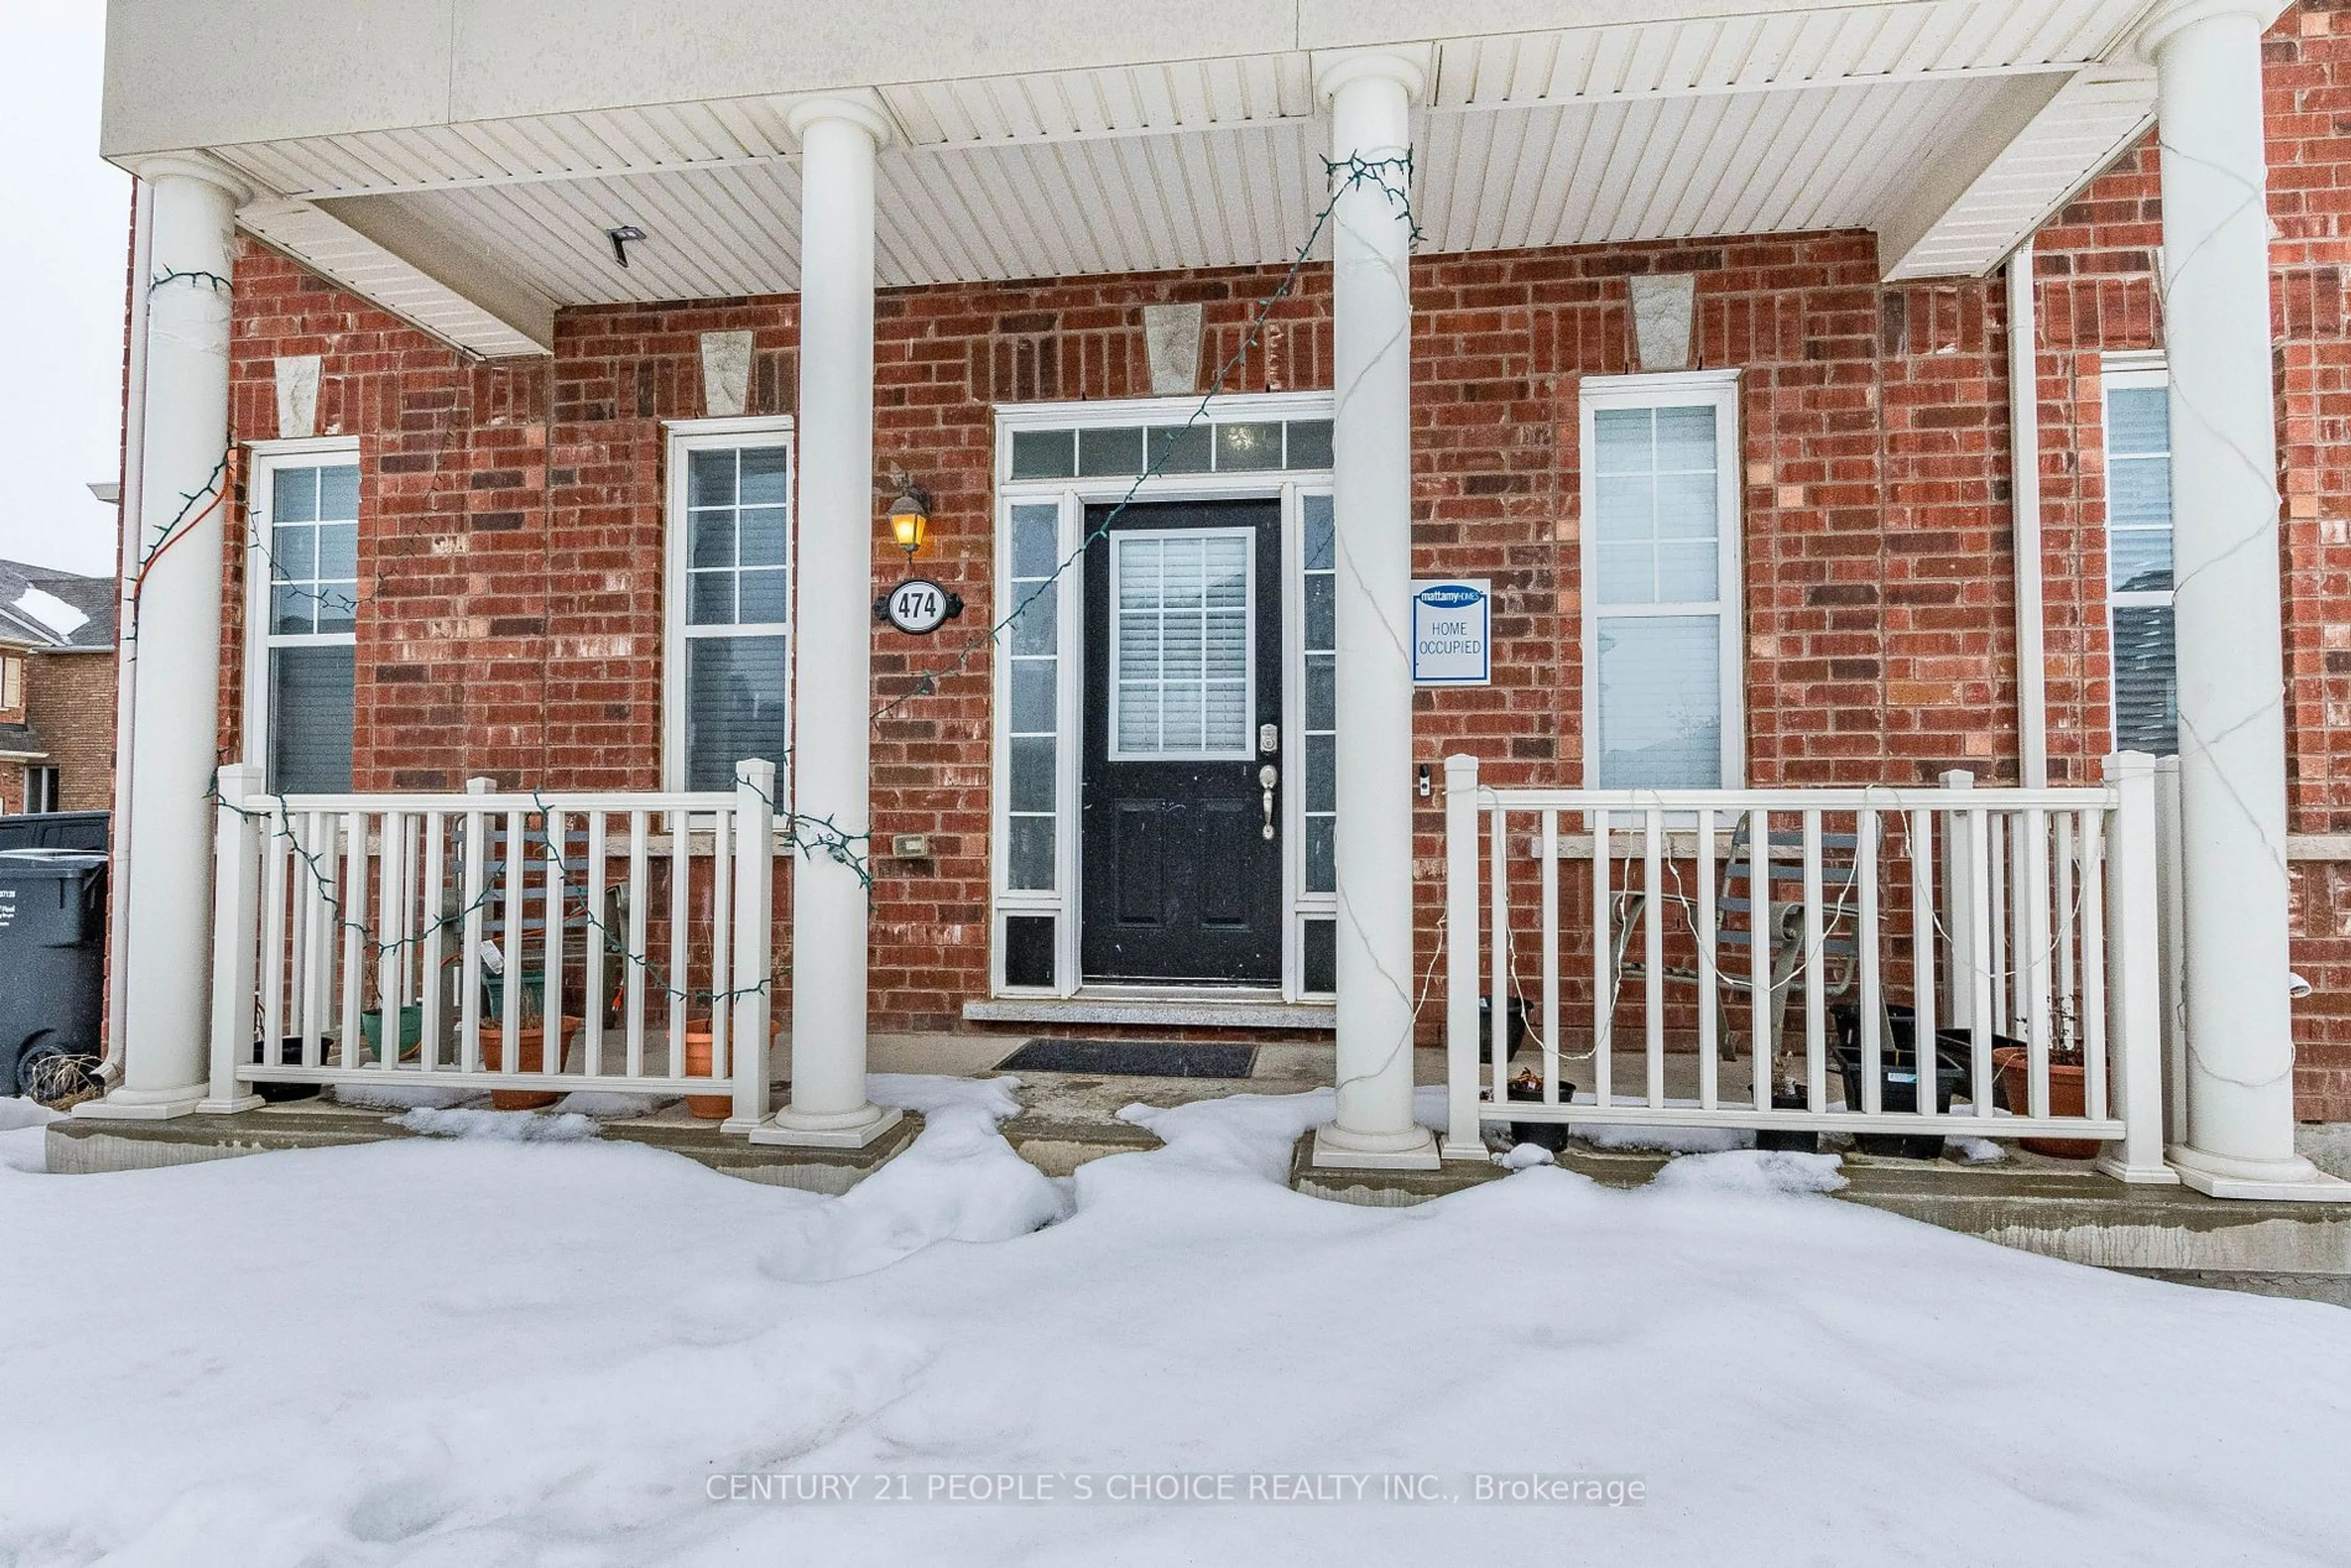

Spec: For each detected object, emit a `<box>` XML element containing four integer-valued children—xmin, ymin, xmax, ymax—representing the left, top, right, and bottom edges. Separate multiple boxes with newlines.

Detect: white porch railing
<box><xmin>205</xmin><ymin>759</ymin><xmax>778</xmax><ymax>1130</ymax></box>
<box><xmin>1439</xmin><ymin>752</ymin><xmax>2169</xmax><ymax>1180</ymax></box>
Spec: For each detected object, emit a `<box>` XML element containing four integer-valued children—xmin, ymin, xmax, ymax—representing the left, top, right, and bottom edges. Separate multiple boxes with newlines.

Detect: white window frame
<box><xmin>242</xmin><ymin>435</ymin><xmax>361</xmax><ymax>793</ymax></box>
<box><xmin>26</xmin><ymin>765</ymin><xmax>59</xmax><ymax>814</ymax></box>
<box><xmin>2100</xmin><ymin>351</ymin><xmax>2174</xmax><ymax>755</ymax></box>
<box><xmin>1104</xmin><ymin>527</ymin><xmax>1258</xmax><ymax>763</ymax></box>
<box><xmin>990</xmin><ymin>391</ymin><xmax>1335</xmax><ymax>1000</ymax></box>
<box><xmin>1577</xmin><ymin>369</ymin><xmax>1746</xmax><ymax>790</ymax></box>
<box><xmin>661</xmin><ymin>415</ymin><xmax>795</xmax><ymax>793</ymax></box>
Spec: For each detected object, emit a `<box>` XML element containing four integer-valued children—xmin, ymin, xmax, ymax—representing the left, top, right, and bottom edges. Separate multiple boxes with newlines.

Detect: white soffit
<box><xmin>1881</xmin><ymin>69</ymin><xmax>2158</xmax><ymax>280</ymax></box>
<box><xmin>236</xmin><ymin>200</ymin><xmax>553</xmax><ymax>358</ymax></box>
<box><xmin>200</xmin><ymin>0</ymin><xmax>2160</xmax><ymax>348</ymax></box>
<box><xmin>1427</xmin><ymin>0</ymin><xmax>2140</xmax><ymax>106</ymax></box>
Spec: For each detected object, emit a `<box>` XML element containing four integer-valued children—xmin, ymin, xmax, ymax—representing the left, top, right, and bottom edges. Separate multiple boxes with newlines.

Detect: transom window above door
<box><xmin>1111</xmin><ymin>530</ymin><xmax>1253</xmax><ymax>760</ymax></box>
<box><xmin>1007</xmin><ymin>417</ymin><xmax>1333</xmax><ymax>480</ymax></box>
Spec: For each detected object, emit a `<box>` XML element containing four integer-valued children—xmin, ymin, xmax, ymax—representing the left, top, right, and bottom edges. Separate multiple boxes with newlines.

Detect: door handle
<box><xmin>1259</xmin><ymin>765</ymin><xmax>1278</xmax><ymax>841</ymax></box>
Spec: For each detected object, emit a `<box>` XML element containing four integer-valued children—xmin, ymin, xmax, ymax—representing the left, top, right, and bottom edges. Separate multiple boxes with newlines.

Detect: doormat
<box><xmin>1000</xmin><ymin>1039</ymin><xmax>1257</xmax><ymax>1079</ymax></box>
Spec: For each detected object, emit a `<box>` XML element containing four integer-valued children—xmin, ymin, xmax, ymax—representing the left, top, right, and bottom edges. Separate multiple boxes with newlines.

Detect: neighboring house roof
<box><xmin>0</xmin><ymin>720</ymin><xmax>48</xmax><ymax>759</ymax></box>
<box><xmin>0</xmin><ymin>561</ymin><xmax>114</xmax><ymax>650</ymax></box>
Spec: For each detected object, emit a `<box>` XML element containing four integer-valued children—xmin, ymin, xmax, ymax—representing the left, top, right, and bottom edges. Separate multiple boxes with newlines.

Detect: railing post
<box><xmin>1441</xmin><ymin>754</ymin><xmax>1484</xmax><ymax>1160</ymax></box>
<box><xmin>726</xmin><ymin>759</ymin><xmax>776</xmax><ymax>1135</ymax></box>
<box><xmin>2153</xmin><ymin>756</ymin><xmax>2188</xmax><ymax>1147</ymax></box>
<box><xmin>200</xmin><ymin>762</ymin><xmax>264</xmax><ymax>1114</ymax></box>
<box><xmin>2098</xmin><ymin>751</ymin><xmax>2178</xmax><ymax>1184</ymax></box>
<box><xmin>1938</xmin><ymin>768</ymin><xmax>1974</xmax><ymax>1029</ymax></box>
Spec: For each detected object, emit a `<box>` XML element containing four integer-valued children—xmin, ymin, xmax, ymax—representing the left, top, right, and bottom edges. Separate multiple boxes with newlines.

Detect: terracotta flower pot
<box><xmin>482</xmin><ymin>1016</ymin><xmax>579</xmax><ymax>1111</ymax></box>
<box><xmin>682</xmin><ymin>1029</ymin><xmax>731</xmax><ymax>1120</ymax></box>
<box><xmin>1993</xmin><ymin>1045</ymin><xmax>2101</xmax><ymax>1159</ymax></box>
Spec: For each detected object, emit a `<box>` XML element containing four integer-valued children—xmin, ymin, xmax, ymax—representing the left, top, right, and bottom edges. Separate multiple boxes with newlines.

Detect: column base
<box><xmin>2094</xmin><ymin>1152</ymin><xmax>2182</xmax><ymax>1186</ymax></box>
<box><xmin>1311</xmin><ymin>1122</ymin><xmax>1439</xmax><ymax>1171</ymax></box>
<box><xmin>751</xmin><ymin>1103</ymin><xmax>904</xmax><ymax>1150</ymax></box>
<box><xmin>195</xmin><ymin>1093</ymin><xmax>264</xmax><ymax>1116</ymax></box>
<box><xmin>2168</xmin><ymin>1143</ymin><xmax>2351</xmax><ymax>1202</ymax></box>
<box><xmin>72</xmin><ymin>1083</ymin><xmax>205</xmax><ymax>1122</ymax></box>
<box><xmin>1439</xmin><ymin>1139</ymin><xmax>1493</xmax><ymax>1163</ymax></box>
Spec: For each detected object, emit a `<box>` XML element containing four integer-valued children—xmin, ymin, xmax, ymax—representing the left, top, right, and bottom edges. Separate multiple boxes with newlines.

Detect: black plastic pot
<box><xmin>1828</xmin><ymin>1002</ymin><xmax>2015</xmax><ymax>1157</ymax></box>
<box><xmin>253</xmin><ymin>1036</ymin><xmax>323</xmax><ymax>1103</ymax></box>
<box><xmin>1505</xmin><ymin>1079</ymin><xmax>1574</xmax><ymax>1152</ymax></box>
<box><xmin>1756</xmin><ymin>1088</ymin><xmax>1819</xmax><ymax>1153</ymax></box>
<box><xmin>1479</xmin><ymin>995</ymin><xmax>1528</xmax><ymax>1057</ymax></box>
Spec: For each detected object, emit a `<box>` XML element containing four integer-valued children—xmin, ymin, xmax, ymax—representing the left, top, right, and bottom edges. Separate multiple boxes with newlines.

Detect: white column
<box><xmin>2139</xmin><ymin>1</ymin><xmax>2338</xmax><ymax>1197</ymax></box>
<box><xmin>1312</xmin><ymin>53</ymin><xmax>1438</xmax><ymax>1170</ymax></box>
<box><xmin>759</xmin><ymin>97</ymin><xmax>901</xmax><ymax>1149</ymax></box>
<box><xmin>79</xmin><ymin>157</ymin><xmax>249</xmax><ymax>1122</ymax></box>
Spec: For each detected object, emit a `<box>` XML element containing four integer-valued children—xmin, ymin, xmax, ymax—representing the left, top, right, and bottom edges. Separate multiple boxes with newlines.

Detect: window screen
<box><xmin>258</xmin><ymin>460</ymin><xmax>358</xmax><ymax>793</ymax></box>
<box><xmin>1586</xmin><ymin>399</ymin><xmax>1734</xmax><ymax>789</ymax></box>
<box><xmin>677</xmin><ymin>442</ymin><xmax>790</xmax><ymax>790</ymax></box>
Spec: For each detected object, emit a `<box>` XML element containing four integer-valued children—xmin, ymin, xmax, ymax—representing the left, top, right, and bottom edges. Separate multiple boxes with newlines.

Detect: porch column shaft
<box><xmin>768</xmin><ymin>99</ymin><xmax>900</xmax><ymax>1149</ymax></box>
<box><xmin>2139</xmin><ymin>1</ymin><xmax>2333</xmax><ymax>1196</ymax></box>
<box><xmin>79</xmin><ymin>159</ymin><xmax>249</xmax><ymax>1122</ymax></box>
<box><xmin>1313</xmin><ymin>53</ymin><xmax>1438</xmax><ymax>1169</ymax></box>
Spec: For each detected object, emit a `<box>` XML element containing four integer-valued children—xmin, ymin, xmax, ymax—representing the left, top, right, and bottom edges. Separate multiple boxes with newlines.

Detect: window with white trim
<box><xmin>246</xmin><ymin>443</ymin><xmax>358</xmax><ymax>794</ymax></box>
<box><xmin>26</xmin><ymin>765</ymin><xmax>59</xmax><ymax>814</ymax></box>
<box><xmin>2102</xmin><ymin>358</ymin><xmax>2177</xmax><ymax>754</ymax></box>
<box><xmin>665</xmin><ymin>421</ymin><xmax>792</xmax><ymax>792</ymax></box>
<box><xmin>1579</xmin><ymin>372</ymin><xmax>1745</xmax><ymax>789</ymax></box>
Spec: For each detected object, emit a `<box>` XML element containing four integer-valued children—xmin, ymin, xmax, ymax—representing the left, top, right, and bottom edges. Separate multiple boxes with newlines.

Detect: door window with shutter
<box><xmin>246</xmin><ymin>443</ymin><xmax>359</xmax><ymax>794</ymax></box>
<box><xmin>664</xmin><ymin>422</ymin><xmax>792</xmax><ymax>792</ymax></box>
<box><xmin>1579</xmin><ymin>371</ymin><xmax>1745</xmax><ymax>789</ymax></box>
<box><xmin>2102</xmin><ymin>359</ymin><xmax>2177</xmax><ymax>756</ymax></box>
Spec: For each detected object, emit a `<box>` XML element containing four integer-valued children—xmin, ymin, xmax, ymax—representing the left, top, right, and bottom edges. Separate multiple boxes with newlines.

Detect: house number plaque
<box><xmin>876</xmin><ymin>578</ymin><xmax>964</xmax><ymax>635</ymax></box>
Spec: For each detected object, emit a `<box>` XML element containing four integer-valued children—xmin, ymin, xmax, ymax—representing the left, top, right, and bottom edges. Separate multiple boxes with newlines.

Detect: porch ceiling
<box><xmin>188</xmin><ymin>0</ymin><xmax>2162</xmax><ymax>358</ymax></box>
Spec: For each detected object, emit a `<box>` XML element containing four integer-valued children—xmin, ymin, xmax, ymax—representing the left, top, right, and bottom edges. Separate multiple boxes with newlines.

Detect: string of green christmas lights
<box><xmin>197</xmin><ymin>150</ymin><xmax>1423</xmax><ymax>1045</ymax></box>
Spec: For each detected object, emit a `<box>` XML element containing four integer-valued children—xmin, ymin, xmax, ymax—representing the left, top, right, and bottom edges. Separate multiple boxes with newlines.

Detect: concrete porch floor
<box><xmin>42</xmin><ymin>1032</ymin><xmax>2351</xmax><ymax>1307</ymax></box>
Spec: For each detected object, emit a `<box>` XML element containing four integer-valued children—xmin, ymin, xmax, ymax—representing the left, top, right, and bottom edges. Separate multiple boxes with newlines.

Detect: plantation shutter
<box><xmin>2112</xmin><ymin>605</ymin><xmax>2178</xmax><ymax>755</ymax></box>
<box><xmin>269</xmin><ymin>644</ymin><xmax>354</xmax><ymax>793</ymax></box>
<box><xmin>2104</xmin><ymin>379</ymin><xmax>2178</xmax><ymax>755</ymax></box>
<box><xmin>683</xmin><ymin>636</ymin><xmax>787</xmax><ymax>792</ymax></box>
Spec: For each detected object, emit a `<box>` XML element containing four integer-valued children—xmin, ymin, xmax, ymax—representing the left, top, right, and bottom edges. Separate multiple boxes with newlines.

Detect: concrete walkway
<box><xmin>39</xmin><ymin>1031</ymin><xmax>2351</xmax><ymax>1306</ymax></box>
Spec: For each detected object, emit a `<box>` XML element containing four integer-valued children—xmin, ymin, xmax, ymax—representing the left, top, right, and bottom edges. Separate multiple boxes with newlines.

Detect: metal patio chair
<box><xmin>1608</xmin><ymin>817</ymin><xmax>1867</xmax><ymax>1082</ymax></box>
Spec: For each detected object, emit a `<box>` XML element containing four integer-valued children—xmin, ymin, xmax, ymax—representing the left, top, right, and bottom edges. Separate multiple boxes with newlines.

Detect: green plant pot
<box><xmin>358</xmin><ymin>1005</ymin><xmax>425</xmax><ymax>1060</ymax></box>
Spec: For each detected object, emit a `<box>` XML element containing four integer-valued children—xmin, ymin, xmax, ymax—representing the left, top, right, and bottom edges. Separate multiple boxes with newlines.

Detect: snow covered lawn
<box><xmin>3</xmin><ymin>1081</ymin><xmax>2348</xmax><ymax>1566</ymax></box>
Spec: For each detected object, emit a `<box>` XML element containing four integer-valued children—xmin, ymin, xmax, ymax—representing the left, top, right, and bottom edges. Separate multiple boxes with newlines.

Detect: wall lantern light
<box><xmin>887</xmin><ymin>476</ymin><xmax>934</xmax><ymax>559</ymax></box>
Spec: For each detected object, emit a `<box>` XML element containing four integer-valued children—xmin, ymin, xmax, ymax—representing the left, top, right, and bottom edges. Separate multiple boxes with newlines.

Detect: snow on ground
<box><xmin>2</xmin><ymin>1086</ymin><xmax>2349</xmax><ymax>1566</ymax></box>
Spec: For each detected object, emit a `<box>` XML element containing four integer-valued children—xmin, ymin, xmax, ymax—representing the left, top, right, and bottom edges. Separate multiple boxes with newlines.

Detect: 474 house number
<box><xmin>875</xmin><ymin>577</ymin><xmax>964</xmax><ymax>636</ymax></box>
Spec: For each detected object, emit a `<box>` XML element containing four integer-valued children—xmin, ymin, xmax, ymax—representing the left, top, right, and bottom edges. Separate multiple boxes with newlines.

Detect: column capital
<box><xmin>130</xmin><ymin>153</ymin><xmax>252</xmax><ymax>207</ymax></box>
<box><xmin>1313</xmin><ymin>48</ymin><xmax>1430</xmax><ymax>105</ymax></box>
<box><xmin>786</xmin><ymin>92</ymin><xmax>893</xmax><ymax>149</ymax></box>
<box><xmin>2131</xmin><ymin>0</ymin><xmax>2287</xmax><ymax>63</ymax></box>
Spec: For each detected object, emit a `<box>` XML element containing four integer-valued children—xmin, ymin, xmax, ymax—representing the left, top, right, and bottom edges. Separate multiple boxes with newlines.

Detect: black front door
<box><xmin>1081</xmin><ymin>499</ymin><xmax>1283</xmax><ymax>984</ymax></box>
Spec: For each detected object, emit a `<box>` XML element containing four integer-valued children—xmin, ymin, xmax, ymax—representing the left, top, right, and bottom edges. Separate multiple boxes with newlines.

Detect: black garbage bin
<box><xmin>0</xmin><ymin>849</ymin><xmax>109</xmax><ymax>1099</ymax></box>
<box><xmin>0</xmin><ymin>811</ymin><xmax>109</xmax><ymax>854</ymax></box>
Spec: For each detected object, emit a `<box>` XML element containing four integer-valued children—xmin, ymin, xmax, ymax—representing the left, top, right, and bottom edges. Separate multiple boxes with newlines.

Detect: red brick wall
<box><xmin>227</xmin><ymin>234</ymin><xmax>2039</xmax><ymax>1036</ymax></box>
<box><xmin>23</xmin><ymin>651</ymin><xmax>115</xmax><ymax>811</ymax></box>
<box><xmin>2022</xmin><ymin>0</ymin><xmax>2351</xmax><ymax>1117</ymax></box>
